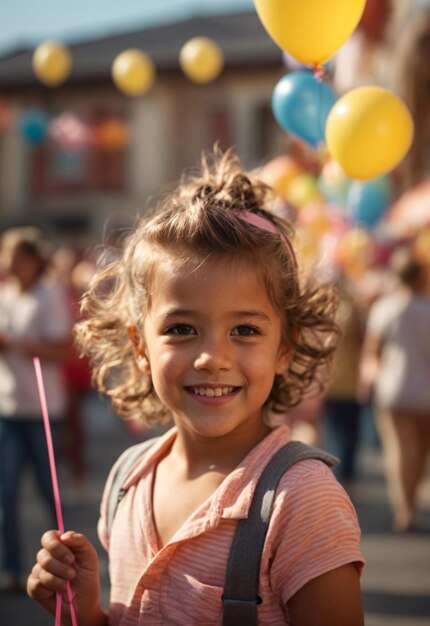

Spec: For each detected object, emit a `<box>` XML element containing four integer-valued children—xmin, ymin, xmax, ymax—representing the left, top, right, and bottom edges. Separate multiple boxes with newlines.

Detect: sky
<box><xmin>0</xmin><ymin>0</ymin><xmax>253</xmax><ymax>55</ymax></box>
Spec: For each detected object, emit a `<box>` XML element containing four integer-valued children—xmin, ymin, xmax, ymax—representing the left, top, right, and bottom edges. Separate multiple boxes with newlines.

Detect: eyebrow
<box><xmin>159</xmin><ymin>308</ymin><xmax>271</xmax><ymax>323</ymax></box>
<box><xmin>231</xmin><ymin>309</ymin><xmax>271</xmax><ymax>322</ymax></box>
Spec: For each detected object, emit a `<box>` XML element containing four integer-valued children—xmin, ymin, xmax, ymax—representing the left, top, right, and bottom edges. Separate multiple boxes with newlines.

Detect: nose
<box><xmin>193</xmin><ymin>335</ymin><xmax>232</xmax><ymax>372</ymax></box>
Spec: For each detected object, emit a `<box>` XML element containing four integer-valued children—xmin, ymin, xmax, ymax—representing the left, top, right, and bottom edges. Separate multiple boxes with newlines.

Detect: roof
<box><xmin>0</xmin><ymin>11</ymin><xmax>281</xmax><ymax>89</ymax></box>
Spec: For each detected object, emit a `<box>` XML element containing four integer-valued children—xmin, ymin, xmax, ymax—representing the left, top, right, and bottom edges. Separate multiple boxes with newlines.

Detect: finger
<box><xmin>27</xmin><ymin>576</ymin><xmax>65</xmax><ymax>619</ymax></box>
<box><xmin>27</xmin><ymin>566</ymin><xmax>58</xmax><ymax>604</ymax></box>
<box><xmin>37</xmin><ymin>566</ymin><xmax>73</xmax><ymax>592</ymax></box>
<box><xmin>37</xmin><ymin>547</ymin><xmax>76</xmax><ymax>580</ymax></box>
<box><xmin>41</xmin><ymin>530</ymin><xmax>76</xmax><ymax>565</ymax></box>
<box><xmin>60</xmin><ymin>531</ymin><xmax>98</xmax><ymax>570</ymax></box>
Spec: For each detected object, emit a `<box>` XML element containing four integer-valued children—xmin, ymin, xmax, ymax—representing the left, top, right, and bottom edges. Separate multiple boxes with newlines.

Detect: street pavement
<box><xmin>1</xmin><ymin>395</ymin><xmax>429</xmax><ymax>625</ymax></box>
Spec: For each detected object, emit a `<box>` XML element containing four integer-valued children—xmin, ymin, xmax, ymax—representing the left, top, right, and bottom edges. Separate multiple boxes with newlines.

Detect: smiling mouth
<box><xmin>185</xmin><ymin>386</ymin><xmax>240</xmax><ymax>398</ymax></box>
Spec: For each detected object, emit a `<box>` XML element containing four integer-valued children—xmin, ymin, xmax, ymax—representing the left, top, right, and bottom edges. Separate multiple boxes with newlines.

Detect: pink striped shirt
<box><xmin>98</xmin><ymin>426</ymin><xmax>364</xmax><ymax>625</ymax></box>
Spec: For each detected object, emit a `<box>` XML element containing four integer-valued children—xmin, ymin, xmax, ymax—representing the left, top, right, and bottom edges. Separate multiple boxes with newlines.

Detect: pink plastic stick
<box><xmin>33</xmin><ymin>357</ymin><xmax>78</xmax><ymax>626</ymax></box>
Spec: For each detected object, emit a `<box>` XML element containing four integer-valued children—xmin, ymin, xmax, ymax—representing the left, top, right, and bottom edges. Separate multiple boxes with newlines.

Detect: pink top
<box><xmin>98</xmin><ymin>426</ymin><xmax>365</xmax><ymax>625</ymax></box>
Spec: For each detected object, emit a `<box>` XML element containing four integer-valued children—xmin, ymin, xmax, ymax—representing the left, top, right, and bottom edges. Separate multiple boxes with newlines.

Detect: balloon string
<box><xmin>312</xmin><ymin>62</ymin><xmax>331</xmax><ymax>157</ymax></box>
<box><xmin>33</xmin><ymin>357</ymin><xmax>78</xmax><ymax>626</ymax></box>
<box><xmin>313</xmin><ymin>63</ymin><xmax>326</xmax><ymax>81</ymax></box>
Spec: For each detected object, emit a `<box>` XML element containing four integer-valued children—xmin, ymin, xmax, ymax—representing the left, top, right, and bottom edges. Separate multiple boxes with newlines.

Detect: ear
<box><xmin>127</xmin><ymin>325</ymin><xmax>151</xmax><ymax>374</ymax></box>
<box><xmin>275</xmin><ymin>342</ymin><xmax>294</xmax><ymax>376</ymax></box>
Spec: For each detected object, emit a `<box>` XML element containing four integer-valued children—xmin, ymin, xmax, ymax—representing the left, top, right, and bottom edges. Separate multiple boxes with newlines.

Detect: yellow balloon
<box><xmin>179</xmin><ymin>37</ymin><xmax>224</xmax><ymax>84</ymax></box>
<box><xmin>32</xmin><ymin>41</ymin><xmax>72</xmax><ymax>86</ymax></box>
<box><xmin>286</xmin><ymin>174</ymin><xmax>322</xmax><ymax>208</ymax></box>
<box><xmin>254</xmin><ymin>0</ymin><xmax>366</xmax><ymax>64</ymax></box>
<box><xmin>326</xmin><ymin>87</ymin><xmax>414</xmax><ymax>181</ymax></box>
<box><xmin>112</xmin><ymin>49</ymin><xmax>155</xmax><ymax>97</ymax></box>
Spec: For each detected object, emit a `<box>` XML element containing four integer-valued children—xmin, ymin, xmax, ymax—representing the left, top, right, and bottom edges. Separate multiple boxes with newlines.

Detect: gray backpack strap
<box><xmin>106</xmin><ymin>436</ymin><xmax>159</xmax><ymax>535</ymax></box>
<box><xmin>222</xmin><ymin>441</ymin><xmax>338</xmax><ymax>626</ymax></box>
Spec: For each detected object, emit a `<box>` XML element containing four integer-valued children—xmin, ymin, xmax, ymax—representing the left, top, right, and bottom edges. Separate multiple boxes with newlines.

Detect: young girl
<box><xmin>27</xmin><ymin>149</ymin><xmax>365</xmax><ymax>625</ymax></box>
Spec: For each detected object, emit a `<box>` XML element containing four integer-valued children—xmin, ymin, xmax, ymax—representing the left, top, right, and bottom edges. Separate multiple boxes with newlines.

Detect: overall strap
<box><xmin>107</xmin><ymin>436</ymin><xmax>160</xmax><ymax>534</ymax></box>
<box><xmin>222</xmin><ymin>441</ymin><xmax>338</xmax><ymax>626</ymax></box>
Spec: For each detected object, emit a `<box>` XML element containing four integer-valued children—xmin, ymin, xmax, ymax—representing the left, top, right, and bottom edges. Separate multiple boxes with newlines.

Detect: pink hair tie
<box><xmin>235</xmin><ymin>210</ymin><xmax>297</xmax><ymax>268</ymax></box>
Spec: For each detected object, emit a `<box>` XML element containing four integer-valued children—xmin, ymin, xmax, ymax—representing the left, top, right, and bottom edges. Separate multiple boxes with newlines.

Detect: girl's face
<box><xmin>134</xmin><ymin>254</ymin><xmax>290</xmax><ymax>442</ymax></box>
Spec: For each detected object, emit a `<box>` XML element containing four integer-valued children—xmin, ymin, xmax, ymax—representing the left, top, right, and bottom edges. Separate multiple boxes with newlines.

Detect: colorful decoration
<box><xmin>49</xmin><ymin>113</ymin><xmax>90</xmax><ymax>151</ymax></box>
<box><xmin>111</xmin><ymin>49</ymin><xmax>155</xmax><ymax>96</ymax></box>
<box><xmin>336</xmin><ymin>228</ymin><xmax>375</xmax><ymax>277</ymax></box>
<box><xmin>285</xmin><ymin>173</ymin><xmax>322</xmax><ymax>208</ymax></box>
<box><xmin>32</xmin><ymin>41</ymin><xmax>72</xmax><ymax>87</ymax></box>
<box><xmin>259</xmin><ymin>155</ymin><xmax>305</xmax><ymax>199</ymax></box>
<box><xmin>346</xmin><ymin>176</ymin><xmax>393</xmax><ymax>227</ymax></box>
<box><xmin>272</xmin><ymin>71</ymin><xmax>337</xmax><ymax>147</ymax></box>
<box><xmin>297</xmin><ymin>202</ymin><xmax>335</xmax><ymax>237</ymax></box>
<box><xmin>94</xmin><ymin>117</ymin><xmax>130</xmax><ymax>151</ymax></box>
<box><xmin>19</xmin><ymin>109</ymin><xmax>50</xmax><ymax>145</ymax></box>
<box><xmin>254</xmin><ymin>0</ymin><xmax>366</xmax><ymax>64</ymax></box>
<box><xmin>318</xmin><ymin>158</ymin><xmax>351</xmax><ymax>207</ymax></box>
<box><xmin>326</xmin><ymin>87</ymin><xmax>414</xmax><ymax>180</ymax></box>
<box><xmin>179</xmin><ymin>37</ymin><xmax>224</xmax><ymax>84</ymax></box>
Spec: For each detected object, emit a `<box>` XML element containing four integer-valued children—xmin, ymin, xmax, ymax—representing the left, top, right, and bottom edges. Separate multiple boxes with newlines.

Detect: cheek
<box><xmin>150</xmin><ymin>347</ymin><xmax>186</xmax><ymax>383</ymax></box>
<box><xmin>243</xmin><ymin>347</ymin><xmax>280</xmax><ymax>385</ymax></box>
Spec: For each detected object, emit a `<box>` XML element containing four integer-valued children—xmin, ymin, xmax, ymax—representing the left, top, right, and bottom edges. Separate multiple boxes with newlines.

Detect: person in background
<box><xmin>50</xmin><ymin>247</ymin><xmax>95</xmax><ymax>492</ymax></box>
<box><xmin>324</xmin><ymin>278</ymin><xmax>364</xmax><ymax>486</ymax></box>
<box><xmin>360</xmin><ymin>246</ymin><xmax>430</xmax><ymax>531</ymax></box>
<box><xmin>28</xmin><ymin>149</ymin><xmax>364</xmax><ymax>625</ymax></box>
<box><xmin>0</xmin><ymin>227</ymin><xmax>72</xmax><ymax>592</ymax></box>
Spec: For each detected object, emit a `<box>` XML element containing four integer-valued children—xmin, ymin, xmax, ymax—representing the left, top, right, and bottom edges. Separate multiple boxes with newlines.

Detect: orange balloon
<box><xmin>298</xmin><ymin>203</ymin><xmax>332</xmax><ymax>237</ymax></box>
<box><xmin>260</xmin><ymin>155</ymin><xmax>305</xmax><ymax>198</ymax></box>
<box><xmin>96</xmin><ymin>118</ymin><xmax>130</xmax><ymax>150</ymax></box>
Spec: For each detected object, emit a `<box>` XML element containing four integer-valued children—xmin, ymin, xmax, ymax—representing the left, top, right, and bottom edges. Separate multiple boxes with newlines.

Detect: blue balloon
<box><xmin>347</xmin><ymin>176</ymin><xmax>393</xmax><ymax>227</ymax></box>
<box><xmin>19</xmin><ymin>109</ymin><xmax>49</xmax><ymax>145</ymax></box>
<box><xmin>272</xmin><ymin>71</ymin><xmax>337</xmax><ymax>147</ymax></box>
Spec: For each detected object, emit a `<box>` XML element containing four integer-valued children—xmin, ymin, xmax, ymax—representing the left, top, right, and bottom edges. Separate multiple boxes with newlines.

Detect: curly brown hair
<box><xmin>75</xmin><ymin>148</ymin><xmax>339</xmax><ymax>425</ymax></box>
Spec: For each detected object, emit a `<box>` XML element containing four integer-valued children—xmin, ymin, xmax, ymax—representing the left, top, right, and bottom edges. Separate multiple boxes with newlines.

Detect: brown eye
<box><xmin>165</xmin><ymin>324</ymin><xmax>196</xmax><ymax>336</ymax></box>
<box><xmin>231</xmin><ymin>325</ymin><xmax>261</xmax><ymax>336</ymax></box>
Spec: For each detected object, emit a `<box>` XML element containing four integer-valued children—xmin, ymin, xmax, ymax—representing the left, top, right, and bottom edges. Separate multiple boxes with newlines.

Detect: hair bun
<box><xmin>179</xmin><ymin>147</ymin><xmax>270</xmax><ymax>215</ymax></box>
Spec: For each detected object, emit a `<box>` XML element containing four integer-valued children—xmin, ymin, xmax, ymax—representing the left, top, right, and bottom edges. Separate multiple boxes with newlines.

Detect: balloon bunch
<box><xmin>255</xmin><ymin>0</ymin><xmax>416</xmax><ymax>278</ymax></box>
<box><xmin>255</xmin><ymin>0</ymin><xmax>414</xmax><ymax>181</ymax></box>
<box><xmin>32</xmin><ymin>37</ymin><xmax>224</xmax><ymax>97</ymax></box>
<box><xmin>0</xmin><ymin>99</ymin><xmax>131</xmax><ymax>151</ymax></box>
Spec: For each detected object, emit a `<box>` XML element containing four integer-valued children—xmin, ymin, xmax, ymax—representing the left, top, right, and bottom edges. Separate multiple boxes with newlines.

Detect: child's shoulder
<box><xmin>273</xmin><ymin>456</ymin><xmax>358</xmax><ymax>529</ymax></box>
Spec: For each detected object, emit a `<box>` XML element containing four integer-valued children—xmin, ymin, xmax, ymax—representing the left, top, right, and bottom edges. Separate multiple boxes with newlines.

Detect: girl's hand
<box><xmin>27</xmin><ymin>530</ymin><xmax>107</xmax><ymax>626</ymax></box>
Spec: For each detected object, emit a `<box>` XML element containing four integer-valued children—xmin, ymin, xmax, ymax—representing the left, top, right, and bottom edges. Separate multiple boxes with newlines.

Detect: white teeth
<box><xmin>191</xmin><ymin>386</ymin><xmax>234</xmax><ymax>397</ymax></box>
